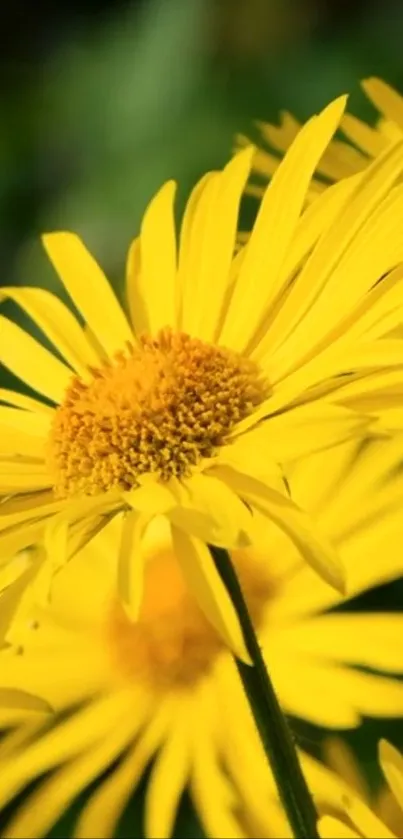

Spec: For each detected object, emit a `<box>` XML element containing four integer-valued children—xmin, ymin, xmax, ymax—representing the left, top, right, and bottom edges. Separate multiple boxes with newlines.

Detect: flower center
<box><xmin>48</xmin><ymin>328</ymin><xmax>267</xmax><ymax>498</ymax></box>
<box><xmin>108</xmin><ymin>541</ymin><xmax>274</xmax><ymax>689</ymax></box>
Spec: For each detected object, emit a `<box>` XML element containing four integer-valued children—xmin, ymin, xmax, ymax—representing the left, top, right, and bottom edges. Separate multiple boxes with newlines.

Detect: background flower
<box><xmin>319</xmin><ymin>740</ymin><xmax>403</xmax><ymax>839</ymax></box>
<box><xmin>241</xmin><ymin>77</ymin><xmax>403</xmax><ymax>200</ymax></box>
<box><xmin>1</xmin><ymin>437</ymin><xmax>403</xmax><ymax>837</ymax></box>
<box><xmin>322</xmin><ymin>737</ymin><xmax>403</xmax><ymax>836</ymax></box>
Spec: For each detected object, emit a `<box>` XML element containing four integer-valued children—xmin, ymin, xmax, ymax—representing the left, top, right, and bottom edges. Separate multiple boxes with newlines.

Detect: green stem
<box><xmin>210</xmin><ymin>545</ymin><xmax>319</xmax><ymax>839</ymax></box>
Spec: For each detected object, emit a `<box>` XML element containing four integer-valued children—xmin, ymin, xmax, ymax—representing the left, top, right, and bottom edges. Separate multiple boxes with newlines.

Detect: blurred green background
<box><xmin>3</xmin><ymin>0</ymin><xmax>403</xmax><ymax>292</ymax></box>
<box><xmin>2</xmin><ymin>0</ymin><xmax>403</xmax><ymax>835</ymax></box>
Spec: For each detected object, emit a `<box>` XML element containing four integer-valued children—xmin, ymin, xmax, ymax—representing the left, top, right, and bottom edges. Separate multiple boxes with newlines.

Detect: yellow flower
<box><xmin>240</xmin><ymin>77</ymin><xmax>403</xmax><ymax>200</ymax></box>
<box><xmin>319</xmin><ymin>740</ymin><xmax>403</xmax><ymax>839</ymax></box>
<box><xmin>2</xmin><ymin>438</ymin><xmax>403</xmax><ymax>838</ymax></box>
<box><xmin>3</xmin><ymin>94</ymin><xmax>403</xmax><ymax>654</ymax></box>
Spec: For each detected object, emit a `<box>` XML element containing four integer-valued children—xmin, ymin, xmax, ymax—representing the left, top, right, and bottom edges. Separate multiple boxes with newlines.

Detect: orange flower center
<box><xmin>48</xmin><ymin>328</ymin><xmax>267</xmax><ymax>498</ymax></box>
<box><xmin>108</xmin><ymin>541</ymin><xmax>274</xmax><ymax>689</ymax></box>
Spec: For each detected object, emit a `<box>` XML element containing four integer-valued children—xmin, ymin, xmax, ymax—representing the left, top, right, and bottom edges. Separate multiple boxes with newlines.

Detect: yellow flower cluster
<box><xmin>1</xmin><ymin>77</ymin><xmax>403</xmax><ymax>837</ymax></box>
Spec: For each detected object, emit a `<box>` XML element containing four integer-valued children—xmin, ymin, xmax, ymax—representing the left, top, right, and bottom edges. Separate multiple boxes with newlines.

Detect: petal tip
<box><xmin>156</xmin><ymin>179</ymin><xmax>178</xmax><ymax>202</ymax></box>
<box><xmin>361</xmin><ymin>75</ymin><xmax>378</xmax><ymax>89</ymax></box>
<box><xmin>324</xmin><ymin>557</ymin><xmax>346</xmax><ymax>595</ymax></box>
<box><xmin>41</xmin><ymin>231</ymin><xmax>80</xmax><ymax>258</ymax></box>
<box><xmin>379</xmin><ymin>738</ymin><xmax>398</xmax><ymax>763</ymax></box>
<box><xmin>323</xmin><ymin>93</ymin><xmax>348</xmax><ymax>122</ymax></box>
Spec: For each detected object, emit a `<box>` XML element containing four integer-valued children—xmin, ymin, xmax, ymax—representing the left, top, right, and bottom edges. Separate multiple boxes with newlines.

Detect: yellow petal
<box><xmin>319</xmin><ymin>468</ymin><xmax>403</xmax><ymax>546</ymax></box>
<box><xmin>0</xmin><ymin>286</ymin><xmax>100</xmax><ymax>376</ymax></box>
<box><xmin>192</xmin><ymin>713</ymin><xmax>246</xmax><ymax>839</ymax></box>
<box><xmin>319</xmin><ymin>816</ymin><xmax>360</xmax><ymax>839</ymax></box>
<box><xmin>264</xmin><ymin>140</ymin><xmax>403</xmax><ymax>379</ymax></box>
<box><xmin>231</xmin><ymin>403</ymin><xmax>371</xmax><ymax>463</ymax></box>
<box><xmin>251</xmin><ymin>173</ymin><xmax>361</xmax><ymax>360</ymax></box>
<box><xmin>0</xmin><ymin>688</ymin><xmax>50</xmax><ymax>715</ymax></box>
<box><xmin>323</xmin><ymin>738</ymin><xmax>369</xmax><ymax>800</ymax></box>
<box><xmin>335</xmin><ymin>264</ymin><xmax>403</xmax><ymax>344</ymax></box>
<box><xmin>258</xmin><ymin>346</ymin><xmax>402</xmax><ymax>424</ymax></box>
<box><xmin>0</xmin><ymin>493</ymin><xmax>62</xmax><ymax>539</ymax></box>
<box><xmin>74</xmin><ymin>703</ymin><xmax>171</xmax><ymax>839</ymax></box>
<box><xmin>5</xmin><ymin>525</ymin><xmax>66</xmax><ymax>645</ymax></box>
<box><xmin>268</xmin><ymin>655</ymin><xmax>360</xmax><ymax>727</ymax></box>
<box><xmin>0</xmin><ymin>389</ymin><xmax>53</xmax><ymax>415</ymax></box>
<box><xmin>44</xmin><ymin>515</ymin><xmax>123</xmax><ymax>628</ymax></box>
<box><xmin>0</xmin><ymin>405</ymin><xmax>51</xmax><ymax>439</ymax></box>
<box><xmin>0</xmin><ymin>692</ymin><xmax>132</xmax><ymax>811</ymax></box>
<box><xmin>0</xmin><ymin>462</ymin><xmax>51</xmax><ymax>493</ymax></box>
<box><xmin>0</xmin><ymin>315</ymin><xmax>72</xmax><ymax>403</ymax></box>
<box><xmin>287</xmin><ymin>438</ymin><xmax>359</xmax><ymax>517</ymax></box>
<box><xmin>340</xmin><ymin>111</ymin><xmax>388</xmax><ymax>157</ymax></box>
<box><xmin>3</xmin><ymin>722</ymin><xmax>133</xmax><ymax>839</ymax></box>
<box><xmin>124</xmin><ymin>478</ymin><xmax>178</xmax><ymax>515</ymax></box>
<box><xmin>379</xmin><ymin>740</ymin><xmax>403</xmax><ymax>813</ymax></box>
<box><xmin>0</xmin><ymin>706</ymin><xmax>49</xmax><ymax>729</ymax></box>
<box><xmin>0</xmin><ymin>629</ymin><xmax>99</xmax><ymax>704</ymax></box>
<box><xmin>219</xmin><ymin>466</ymin><xmax>345</xmax><ymax>592</ymax></box>
<box><xmin>378</xmin><ymin>116</ymin><xmax>403</xmax><ymax>142</ymax></box>
<box><xmin>129</xmin><ymin>181</ymin><xmax>178</xmax><ymax>336</ymax></box>
<box><xmin>332</xmin><ymin>669</ymin><xmax>403</xmax><ymax>719</ymax></box>
<box><xmin>0</xmin><ymin>724</ymin><xmax>46</xmax><ymax>762</ymax></box>
<box><xmin>320</xmin><ymin>135</ymin><xmax>369</xmax><ymax>179</ymax></box>
<box><xmin>125</xmin><ymin>236</ymin><xmax>141</xmax><ymax>332</ymax></box>
<box><xmin>117</xmin><ymin>510</ymin><xmax>150</xmax><ymax>620</ymax></box>
<box><xmin>341</xmin><ymin>792</ymin><xmax>395</xmax><ymax>839</ymax></box>
<box><xmin>217</xmin><ymin>667</ymin><xmax>276</xmax><ymax>798</ymax></box>
<box><xmin>253</xmin><ymin>182</ymin><xmax>402</xmax><ymax>367</ymax></box>
<box><xmin>44</xmin><ymin>517</ymin><xmax>68</xmax><ymax>583</ymax></box>
<box><xmin>224</xmin><ymin>709</ymin><xmax>285</xmax><ymax>836</ymax></box>
<box><xmin>182</xmin><ymin>147</ymin><xmax>254</xmax><ymax>343</ymax></box>
<box><xmin>0</xmin><ymin>554</ymin><xmax>37</xmax><ymax>640</ymax></box>
<box><xmin>0</xmin><ymin>691</ymin><xmax>135</xmax><ymax>803</ymax></box>
<box><xmin>321</xmin><ymin>368</ymin><xmax>403</xmax><ymax>408</ymax></box>
<box><xmin>178</xmin><ymin>172</ymin><xmax>218</xmax><ymax>331</ymax></box>
<box><xmin>0</xmin><ymin>435</ymin><xmax>47</xmax><ymax>467</ymax></box>
<box><xmin>145</xmin><ymin>714</ymin><xmax>191</xmax><ymax>839</ymax></box>
<box><xmin>170</xmin><ymin>472</ymin><xmax>252</xmax><ymax>548</ymax></box>
<box><xmin>42</xmin><ymin>233</ymin><xmax>133</xmax><ymax>358</ymax></box>
<box><xmin>269</xmin><ymin>196</ymin><xmax>403</xmax><ymax>385</ymax></box>
<box><xmin>363</xmin><ymin>77</ymin><xmax>403</xmax><ymax>128</ymax></box>
<box><xmin>258</xmin><ymin>110</ymin><xmax>301</xmax><ymax>154</ymax></box>
<box><xmin>259</xmin><ymin>496</ymin><xmax>403</xmax><ymax>623</ymax></box>
<box><xmin>0</xmin><ymin>520</ymin><xmax>48</xmax><ymax>559</ymax></box>
<box><xmin>218</xmin><ymin>433</ymin><xmax>286</xmax><ymax>493</ymax></box>
<box><xmin>171</xmin><ymin>526</ymin><xmax>249</xmax><ymax>662</ymax></box>
<box><xmin>220</xmin><ymin>96</ymin><xmax>347</xmax><ymax>352</ymax></box>
<box><xmin>284</xmin><ymin>614</ymin><xmax>403</xmax><ymax>676</ymax></box>
<box><xmin>57</xmin><ymin>492</ymin><xmax>119</xmax><ymax>534</ymax></box>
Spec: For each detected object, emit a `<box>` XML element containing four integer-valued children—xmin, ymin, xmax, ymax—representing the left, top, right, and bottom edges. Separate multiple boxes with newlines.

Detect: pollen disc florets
<box><xmin>108</xmin><ymin>544</ymin><xmax>274</xmax><ymax>688</ymax></box>
<box><xmin>49</xmin><ymin>328</ymin><xmax>267</xmax><ymax>498</ymax></box>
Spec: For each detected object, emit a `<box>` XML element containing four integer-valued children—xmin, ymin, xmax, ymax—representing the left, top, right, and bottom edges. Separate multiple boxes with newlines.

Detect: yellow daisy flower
<box><xmin>3</xmin><ymin>94</ymin><xmax>403</xmax><ymax>655</ymax></box>
<box><xmin>2</xmin><ymin>438</ymin><xmax>403</xmax><ymax>838</ymax></box>
<box><xmin>240</xmin><ymin>77</ymin><xmax>403</xmax><ymax>200</ymax></box>
<box><xmin>319</xmin><ymin>741</ymin><xmax>403</xmax><ymax>839</ymax></box>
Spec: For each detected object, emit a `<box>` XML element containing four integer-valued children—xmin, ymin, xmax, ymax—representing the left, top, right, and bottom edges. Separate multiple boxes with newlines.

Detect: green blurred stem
<box><xmin>209</xmin><ymin>545</ymin><xmax>319</xmax><ymax>839</ymax></box>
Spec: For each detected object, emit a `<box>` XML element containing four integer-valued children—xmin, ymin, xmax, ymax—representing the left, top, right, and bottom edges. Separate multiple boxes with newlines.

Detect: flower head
<box><xmin>2</xmin><ymin>94</ymin><xmax>403</xmax><ymax>652</ymax></box>
<box><xmin>2</xmin><ymin>438</ymin><xmax>403</xmax><ymax>838</ymax></box>
<box><xmin>49</xmin><ymin>329</ymin><xmax>267</xmax><ymax>496</ymax></box>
